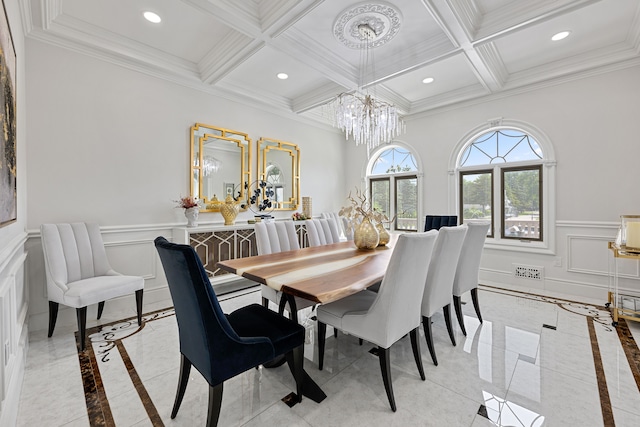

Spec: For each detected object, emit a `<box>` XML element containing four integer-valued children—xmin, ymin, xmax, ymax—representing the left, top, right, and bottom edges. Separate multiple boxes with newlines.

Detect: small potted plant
<box><xmin>175</xmin><ymin>196</ymin><xmax>201</xmax><ymax>227</ymax></box>
<box><xmin>292</xmin><ymin>212</ymin><xmax>308</xmax><ymax>221</ymax></box>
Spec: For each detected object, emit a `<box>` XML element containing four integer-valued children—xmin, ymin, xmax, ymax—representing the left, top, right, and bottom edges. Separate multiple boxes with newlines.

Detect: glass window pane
<box><xmin>460</xmin><ymin>130</ymin><xmax>542</xmax><ymax>167</ymax></box>
<box><xmin>460</xmin><ymin>171</ymin><xmax>493</xmax><ymax>236</ymax></box>
<box><xmin>371</xmin><ymin>147</ymin><xmax>418</xmax><ymax>175</ymax></box>
<box><xmin>503</xmin><ymin>167</ymin><xmax>541</xmax><ymax>240</ymax></box>
<box><xmin>371</xmin><ymin>179</ymin><xmax>390</xmax><ymax>220</ymax></box>
<box><xmin>396</xmin><ymin>176</ymin><xmax>417</xmax><ymax>231</ymax></box>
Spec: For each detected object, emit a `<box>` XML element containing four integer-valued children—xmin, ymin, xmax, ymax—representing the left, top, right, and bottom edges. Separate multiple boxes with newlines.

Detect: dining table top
<box><xmin>216</xmin><ymin>234</ymin><xmax>399</xmax><ymax>304</ymax></box>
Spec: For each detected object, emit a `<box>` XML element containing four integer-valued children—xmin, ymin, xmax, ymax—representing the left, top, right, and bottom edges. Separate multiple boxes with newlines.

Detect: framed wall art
<box><xmin>0</xmin><ymin>0</ymin><xmax>16</xmax><ymax>228</ymax></box>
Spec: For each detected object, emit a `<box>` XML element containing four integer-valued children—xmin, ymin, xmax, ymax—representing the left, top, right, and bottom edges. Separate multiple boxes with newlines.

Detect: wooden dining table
<box><xmin>216</xmin><ymin>233</ymin><xmax>399</xmax><ymax>404</ymax></box>
<box><xmin>216</xmin><ymin>233</ymin><xmax>398</xmax><ymax>306</ymax></box>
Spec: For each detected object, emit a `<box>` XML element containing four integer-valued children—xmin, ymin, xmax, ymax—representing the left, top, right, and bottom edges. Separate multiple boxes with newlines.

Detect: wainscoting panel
<box><xmin>105</xmin><ymin>239</ymin><xmax>158</xmax><ymax>281</ymax></box>
<box><xmin>566</xmin><ymin>234</ymin><xmax>639</xmax><ymax>277</ymax></box>
<box><xmin>0</xmin><ymin>231</ymin><xmax>28</xmax><ymax>427</ymax></box>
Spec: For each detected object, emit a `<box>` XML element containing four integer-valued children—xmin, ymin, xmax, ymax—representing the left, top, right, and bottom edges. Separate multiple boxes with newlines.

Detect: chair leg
<box><xmin>444</xmin><ymin>304</ymin><xmax>456</xmax><ymax>346</ymax></box>
<box><xmin>378</xmin><ymin>346</ymin><xmax>396</xmax><ymax>412</ymax></box>
<box><xmin>206</xmin><ymin>383</ymin><xmax>224</xmax><ymax>427</ymax></box>
<box><xmin>333</xmin><ymin>328</ymin><xmax>338</xmax><ymax>338</ymax></box>
<box><xmin>48</xmin><ymin>301</ymin><xmax>59</xmax><ymax>337</ymax></box>
<box><xmin>359</xmin><ymin>338</ymin><xmax>363</xmax><ymax>346</ymax></box>
<box><xmin>171</xmin><ymin>354</ymin><xmax>192</xmax><ymax>419</ymax></box>
<box><xmin>409</xmin><ymin>328</ymin><xmax>425</xmax><ymax>380</ymax></box>
<box><xmin>471</xmin><ymin>288</ymin><xmax>483</xmax><ymax>323</ymax></box>
<box><xmin>317</xmin><ymin>321</ymin><xmax>326</xmax><ymax>370</ymax></box>
<box><xmin>453</xmin><ymin>295</ymin><xmax>467</xmax><ymax>336</ymax></box>
<box><xmin>97</xmin><ymin>301</ymin><xmax>105</xmax><ymax>319</ymax></box>
<box><xmin>135</xmin><ymin>289</ymin><xmax>144</xmax><ymax>326</ymax></box>
<box><xmin>76</xmin><ymin>307</ymin><xmax>88</xmax><ymax>352</ymax></box>
<box><xmin>261</xmin><ymin>297</ymin><xmax>269</xmax><ymax>308</ymax></box>
<box><xmin>422</xmin><ymin>316</ymin><xmax>437</xmax><ymax>366</ymax></box>
<box><xmin>285</xmin><ymin>345</ymin><xmax>304</xmax><ymax>403</ymax></box>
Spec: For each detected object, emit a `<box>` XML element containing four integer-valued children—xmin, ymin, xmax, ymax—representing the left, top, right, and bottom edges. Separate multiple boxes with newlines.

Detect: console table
<box><xmin>173</xmin><ymin>222</ymin><xmax>309</xmax><ymax>284</ymax></box>
<box><xmin>607</xmin><ymin>241</ymin><xmax>640</xmax><ymax>326</ymax></box>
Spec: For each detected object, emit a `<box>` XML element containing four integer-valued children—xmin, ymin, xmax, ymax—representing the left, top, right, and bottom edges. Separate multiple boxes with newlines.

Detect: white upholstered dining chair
<box><xmin>421</xmin><ymin>224</ymin><xmax>467</xmax><ymax>366</ymax></box>
<box><xmin>305</xmin><ymin>218</ymin><xmax>340</xmax><ymax>246</ymax></box>
<box><xmin>41</xmin><ymin>223</ymin><xmax>144</xmax><ymax>351</ymax></box>
<box><xmin>453</xmin><ymin>221</ymin><xmax>490</xmax><ymax>335</ymax></box>
<box><xmin>316</xmin><ymin>231</ymin><xmax>439</xmax><ymax>411</ymax></box>
<box><xmin>255</xmin><ymin>221</ymin><xmax>316</xmax><ymax>319</ymax></box>
<box><xmin>321</xmin><ymin>212</ymin><xmax>346</xmax><ymax>239</ymax></box>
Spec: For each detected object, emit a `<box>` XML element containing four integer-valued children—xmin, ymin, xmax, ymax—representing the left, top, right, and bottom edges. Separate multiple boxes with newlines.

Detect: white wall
<box><xmin>0</xmin><ymin>1</ymin><xmax>27</xmax><ymax>425</ymax></box>
<box><xmin>23</xmin><ymin>39</ymin><xmax>346</xmax><ymax>332</ymax></box>
<box><xmin>345</xmin><ymin>65</ymin><xmax>640</xmax><ymax>300</ymax></box>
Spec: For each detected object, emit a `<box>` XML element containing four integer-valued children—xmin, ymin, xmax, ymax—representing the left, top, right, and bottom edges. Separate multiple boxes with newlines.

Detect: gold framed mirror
<box><xmin>190</xmin><ymin>123</ymin><xmax>251</xmax><ymax>212</ymax></box>
<box><xmin>257</xmin><ymin>137</ymin><xmax>300</xmax><ymax>210</ymax></box>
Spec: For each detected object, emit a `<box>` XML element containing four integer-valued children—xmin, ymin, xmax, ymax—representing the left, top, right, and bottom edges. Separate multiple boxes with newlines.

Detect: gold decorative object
<box><xmin>217</xmin><ymin>194</ymin><xmax>241</xmax><ymax>225</ymax></box>
<box><xmin>376</xmin><ymin>222</ymin><xmax>390</xmax><ymax>246</ymax></box>
<box><xmin>303</xmin><ymin>196</ymin><xmax>312</xmax><ymax>218</ymax></box>
<box><xmin>339</xmin><ymin>188</ymin><xmax>392</xmax><ymax>249</ymax></box>
<box><xmin>354</xmin><ymin>217</ymin><xmax>379</xmax><ymax>250</ymax></box>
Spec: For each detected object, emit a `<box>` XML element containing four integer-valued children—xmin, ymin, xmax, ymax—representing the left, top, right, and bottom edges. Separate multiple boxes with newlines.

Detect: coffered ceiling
<box><xmin>20</xmin><ymin>0</ymin><xmax>640</xmax><ymax>124</ymax></box>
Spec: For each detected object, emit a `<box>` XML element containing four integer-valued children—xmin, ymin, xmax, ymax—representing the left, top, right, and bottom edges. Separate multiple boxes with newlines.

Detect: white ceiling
<box><xmin>20</xmin><ymin>0</ymin><xmax>640</xmax><ymax>124</ymax></box>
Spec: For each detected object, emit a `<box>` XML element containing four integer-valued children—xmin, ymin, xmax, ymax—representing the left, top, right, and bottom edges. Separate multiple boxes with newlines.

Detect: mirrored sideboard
<box><xmin>173</xmin><ymin>223</ymin><xmax>309</xmax><ymax>285</ymax></box>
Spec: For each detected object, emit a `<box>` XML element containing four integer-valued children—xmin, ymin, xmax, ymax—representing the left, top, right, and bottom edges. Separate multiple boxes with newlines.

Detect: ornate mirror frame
<box><xmin>257</xmin><ymin>137</ymin><xmax>300</xmax><ymax>211</ymax></box>
<box><xmin>190</xmin><ymin>123</ymin><xmax>252</xmax><ymax>212</ymax></box>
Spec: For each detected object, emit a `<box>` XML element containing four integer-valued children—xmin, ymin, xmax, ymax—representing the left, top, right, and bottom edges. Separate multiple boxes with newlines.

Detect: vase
<box><xmin>376</xmin><ymin>222</ymin><xmax>390</xmax><ymax>246</ymax></box>
<box><xmin>354</xmin><ymin>217</ymin><xmax>379</xmax><ymax>250</ymax></box>
<box><xmin>220</xmin><ymin>195</ymin><xmax>240</xmax><ymax>225</ymax></box>
<box><xmin>185</xmin><ymin>207</ymin><xmax>199</xmax><ymax>227</ymax></box>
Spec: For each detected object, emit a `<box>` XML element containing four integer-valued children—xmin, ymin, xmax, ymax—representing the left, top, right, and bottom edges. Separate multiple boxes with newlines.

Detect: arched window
<box><xmin>367</xmin><ymin>145</ymin><xmax>420</xmax><ymax>231</ymax></box>
<box><xmin>452</xmin><ymin>121</ymin><xmax>556</xmax><ymax>251</ymax></box>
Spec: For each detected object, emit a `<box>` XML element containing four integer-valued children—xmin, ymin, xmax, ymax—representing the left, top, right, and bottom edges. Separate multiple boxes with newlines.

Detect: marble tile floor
<box><xmin>16</xmin><ymin>285</ymin><xmax>640</xmax><ymax>427</ymax></box>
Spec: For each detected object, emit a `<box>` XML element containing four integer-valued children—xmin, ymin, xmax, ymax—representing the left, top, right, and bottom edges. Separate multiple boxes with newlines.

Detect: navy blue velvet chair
<box><xmin>424</xmin><ymin>215</ymin><xmax>458</xmax><ymax>231</ymax></box>
<box><xmin>154</xmin><ymin>237</ymin><xmax>305</xmax><ymax>426</ymax></box>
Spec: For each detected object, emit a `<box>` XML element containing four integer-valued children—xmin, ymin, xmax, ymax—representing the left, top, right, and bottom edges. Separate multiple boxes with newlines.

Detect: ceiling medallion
<box><xmin>333</xmin><ymin>2</ymin><xmax>402</xmax><ymax>49</ymax></box>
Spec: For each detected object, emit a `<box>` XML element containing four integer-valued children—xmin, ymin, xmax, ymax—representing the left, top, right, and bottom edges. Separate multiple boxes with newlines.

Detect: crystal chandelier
<box><xmin>199</xmin><ymin>156</ymin><xmax>221</xmax><ymax>176</ymax></box>
<box><xmin>326</xmin><ymin>22</ymin><xmax>405</xmax><ymax>153</ymax></box>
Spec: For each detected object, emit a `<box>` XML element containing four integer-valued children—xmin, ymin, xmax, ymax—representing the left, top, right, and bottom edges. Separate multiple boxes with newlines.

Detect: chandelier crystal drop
<box><xmin>329</xmin><ymin>92</ymin><xmax>404</xmax><ymax>152</ymax></box>
<box><xmin>326</xmin><ymin>20</ymin><xmax>405</xmax><ymax>153</ymax></box>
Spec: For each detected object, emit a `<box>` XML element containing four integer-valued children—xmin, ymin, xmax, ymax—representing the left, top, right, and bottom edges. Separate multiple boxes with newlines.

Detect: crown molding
<box><xmin>199</xmin><ymin>34</ymin><xmax>262</xmax><ymax>84</ymax></box>
<box><xmin>504</xmin><ymin>42</ymin><xmax>639</xmax><ymax>88</ymax></box>
<box><xmin>474</xmin><ymin>42</ymin><xmax>508</xmax><ymax>89</ymax></box>
<box><xmin>292</xmin><ymin>81</ymin><xmax>349</xmax><ymax>113</ymax></box>
<box><xmin>446</xmin><ymin>0</ymin><xmax>482</xmax><ymax>40</ymax></box>
<box><xmin>37</xmin><ymin>13</ymin><xmax>199</xmax><ymax>76</ymax></box>
<box><xmin>181</xmin><ymin>0</ymin><xmax>262</xmax><ymax>38</ymax></box>
<box><xmin>405</xmin><ymin>57</ymin><xmax>640</xmax><ymax>121</ymax></box>
<box><xmin>276</xmin><ymin>27</ymin><xmax>358</xmax><ymax>89</ymax></box>
<box><xmin>476</xmin><ymin>0</ymin><xmax>602</xmax><ymax>43</ymax></box>
<box><xmin>408</xmin><ymin>83</ymin><xmax>488</xmax><ymax>115</ymax></box>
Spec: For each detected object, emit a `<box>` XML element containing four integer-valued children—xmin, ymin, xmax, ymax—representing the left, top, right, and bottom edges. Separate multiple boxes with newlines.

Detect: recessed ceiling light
<box><xmin>422</xmin><ymin>77</ymin><xmax>434</xmax><ymax>84</ymax></box>
<box><xmin>143</xmin><ymin>11</ymin><xmax>162</xmax><ymax>24</ymax></box>
<box><xmin>277</xmin><ymin>73</ymin><xmax>289</xmax><ymax>80</ymax></box>
<box><xmin>551</xmin><ymin>31</ymin><xmax>570</xmax><ymax>41</ymax></box>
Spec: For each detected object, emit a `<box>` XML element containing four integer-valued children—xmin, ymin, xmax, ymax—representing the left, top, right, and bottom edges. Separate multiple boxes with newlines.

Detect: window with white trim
<box><xmin>457</xmin><ymin>128</ymin><xmax>546</xmax><ymax>243</ymax></box>
<box><xmin>368</xmin><ymin>146</ymin><xmax>419</xmax><ymax>231</ymax></box>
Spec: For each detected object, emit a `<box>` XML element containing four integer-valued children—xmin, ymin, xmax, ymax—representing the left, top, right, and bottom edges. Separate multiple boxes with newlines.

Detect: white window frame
<box><xmin>365</xmin><ymin>142</ymin><xmax>423</xmax><ymax>232</ymax></box>
<box><xmin>449</xmin><ymin>120</ymin><xmax>556</xmax><ymax>255</ymax></box>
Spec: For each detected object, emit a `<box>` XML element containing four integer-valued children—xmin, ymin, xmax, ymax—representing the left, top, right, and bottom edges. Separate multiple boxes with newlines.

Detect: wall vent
<box><xmin>513</xmin><ymin>264</ymin><xmax>544</xmax><ymax>280</ymax></box>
